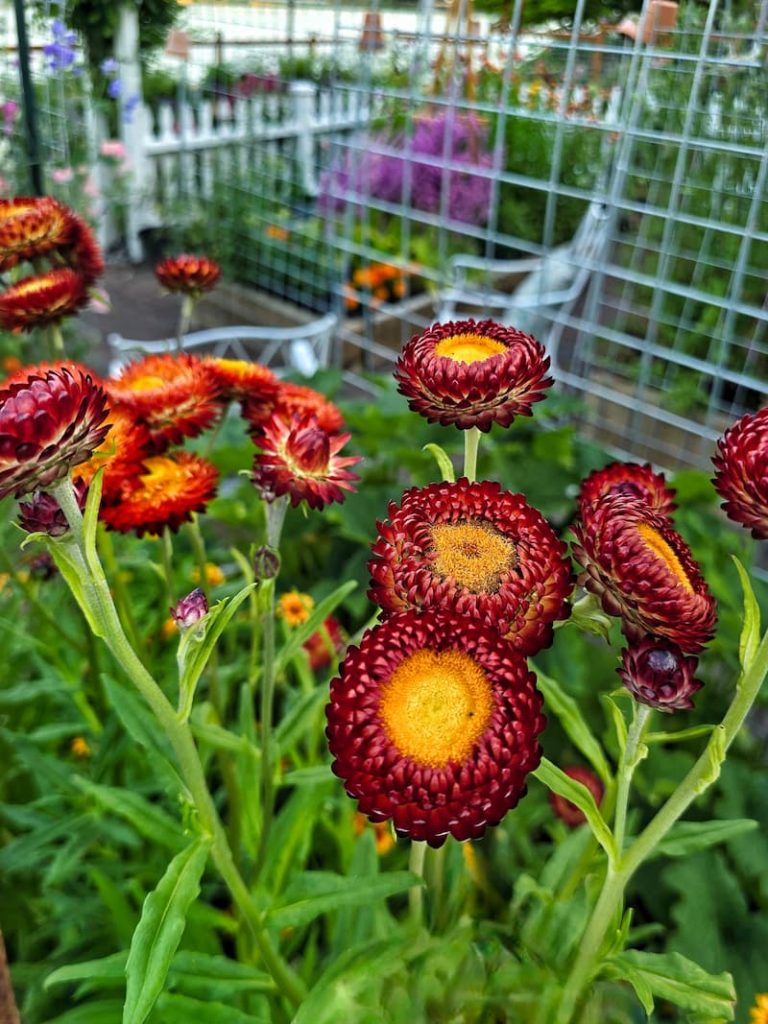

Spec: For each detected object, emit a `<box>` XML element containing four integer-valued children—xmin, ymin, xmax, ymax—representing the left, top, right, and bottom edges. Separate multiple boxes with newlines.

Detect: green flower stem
<box><xmin>463</xmin><ymin>426</ymin><xmax>481</xmax><ymax>483</ymax></box>
<box><xmin>408</xmin><ymin>841</ymin><xmax>427</xmax><ymax>922</ymax></box>
<box><xmin>176</xmin><ymin>294</ymin><xmax>195</xmax><ymax>352</ymax></box>
<box><xmin>426</xmin><ymin>842</ymin><xmax>447</xmax><ymax>930</ymax></box>
<box><xmin>51</xmin><ymin>479</ymin><xmax>306</xmax><ymax>1007</ymax></box>
<box><xmin>49</xmin><ymin>322</ymin><xmax>65</xmax><ymax>358</ymax></box>
<box><xmin>187</xmin><ymin>515</ymin><xmax>210</xmax><ymax>601</ymax></box>
<box><xmin>161</xmin><ymin>528</ymin><xmax>175</xmax><ymax>611</ymax></box>
<box><xmin>613</xmin><ymin>704</ymin><xmax>651</xmax><ymax>854</ymax></box>
<box><xmin>556</xmin><ymin>628</ymin><xmax>768</xmax><ymax>1024</ymax></box>
<box><xmin>97</xmin><ymin>527</ymin><xmax>142</xmax><ymax>653</ymax></box>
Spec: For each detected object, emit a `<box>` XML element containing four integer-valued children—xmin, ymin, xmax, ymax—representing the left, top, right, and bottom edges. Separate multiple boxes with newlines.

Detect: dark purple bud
<box><xmin>618</xmin><ymin>636</ymin><xmax>703</xmax><ymax>713</ymax></box>
<box><xmin>253</xmin><ymin>545</ymin><xmax>280</xmax><ymax>581</ymax></box>
<box><xmin>171</xmin><ymin>588</ymin><xmax>208</xmax><ymax>630</ymax></box>
<box><xmin>18</xmin><ymin>480</ymin><xmax>88</xmax><ymax>537</ymax></box>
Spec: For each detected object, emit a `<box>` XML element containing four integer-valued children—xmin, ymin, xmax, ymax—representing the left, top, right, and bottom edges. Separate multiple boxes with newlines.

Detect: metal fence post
<box><xmin>13</xmin><ymin>0</ymin><xmax>43</xmax><ymax>194</ymax></box>
<box><xmin>116</xmin><ymin>2</ymin><xmax>146</xmax><ymax>262</ymax></box>
<box><xmin>290</xmin><ymin>80</ymin><xmax>318</xmax><ymax>196</ymax></box>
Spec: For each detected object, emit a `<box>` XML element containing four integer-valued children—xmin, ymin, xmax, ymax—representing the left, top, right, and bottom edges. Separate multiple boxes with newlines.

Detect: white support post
<box><xmin>116</xmin><ymin>2</ymin><xmax>147</xmax><ymax>262</ymax></box>
<box><xmin>290</xmin><ymin>80</ymin><xmax>318</xmax><ymax>197</ymax></box>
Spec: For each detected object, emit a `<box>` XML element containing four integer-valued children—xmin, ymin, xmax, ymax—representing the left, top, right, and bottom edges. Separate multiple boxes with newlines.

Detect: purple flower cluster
<box><xmin>319</xmin><ymin>112</ymin><xmax>496</xmax><ymax>227</ymax></box>
<box><xmin>43</xmin><ymin>20</ymin><xmax>77</xmax><ymax>72</ymax></box>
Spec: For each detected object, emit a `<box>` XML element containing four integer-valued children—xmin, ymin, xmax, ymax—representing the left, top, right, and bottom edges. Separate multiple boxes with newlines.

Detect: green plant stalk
<box><xmin>49</xmin><ymin>322</ymin><xmax>65</xmax><ymax>358</ymax></box>
<box><xmin>176</xmin><ymin>293</ymin><xmax>196</xmax><ymax>352</ymax></box>
<box><xmin>186</xmin><ymin>515</ymin><xmax>223</xmax><ymax>717</ymax></box>
<box><xmin>408</xmin><ymin>841</ymin><xmax>427</xmax><ymax>923</ymax></box>
<box><xmin>161</xmin><ymin>527</ymin><xmax>175</xmax><ymax>611</ymax></box>
<box><xmin>613</xmin><ymin>704</ymin><xmax>651</xmax><ymax>854</ymax></box>
<box><xmin>51</xmin><ymin>478</ymin><xmax>306</xmax><ymax>1007</ymax></box>
<box><xmin>97</xmin><ymin>527</ymin><xmax>142</xmax><ymax>652</ymax></box>
<box><xmin>555</xmin><ymin>628</ymin><xmax>768</xmax><ymax>1024</ymax></box>
<box><xmin>463</xmin><ymin>426</ymin><xmax>481</xmax><ymax>483</ymax></box>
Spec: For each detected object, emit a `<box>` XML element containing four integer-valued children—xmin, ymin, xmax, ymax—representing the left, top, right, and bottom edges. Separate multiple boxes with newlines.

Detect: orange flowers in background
<box><xmin>343</xmin><ymin>262</ymin><xmax>409</xmax><ymax>313</ymax></box>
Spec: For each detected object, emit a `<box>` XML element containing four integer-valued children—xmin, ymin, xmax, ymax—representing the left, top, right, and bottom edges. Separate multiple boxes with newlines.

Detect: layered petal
<box><xmin>0</xmin><ymin>268</ymin><xmax>89</xmax><ymax>332</ymax></box>
<box><xmin>579</xmin><ymin>461</ymin><xmax>676</xmax><ymax>521</ymax></box>
<box><xmin>712</xmin><ymin>407</ymin><xmax>768</xmax><ymax>540</ymax></box>
<box><xmin>155</xmin><ymin>253</ymin><xmax>221</xmax><ymax>295</ymax></box>
<box><xmin>243</xmin><ymin>380</ymin><xmax>345</xmax><ymax>435</ymax></box>
<box><xmin>0</xmin><ymin>196</ymin><xmax>77</xmax><ymax>270</ymax></box>
<box><xmin>618</xmin><ymin>636</ymin><xmax>703</xmax><ymax>712</ymax></box>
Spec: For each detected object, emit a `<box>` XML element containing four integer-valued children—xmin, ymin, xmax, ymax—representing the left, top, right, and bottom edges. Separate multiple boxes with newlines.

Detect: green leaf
<box><xmin>123</xmin><ymin>836</ymin><xmax>211</xmax><ymax>1024</ymax></box>
<box><xmin>695</xmin><ymin>725</ymin><xmax>727</xmax><ymax>794</ymax></box>
<box><xmin>535</xmin><ymin>670</ymin><xmax>612</xmax><ymax>786</ymax></box>
<box><xmin>652</xmin><ymin>819</ymin><xmax>758</xmax><ymax>859</ymax></box>
<box><xmin>151</xmin><ymin>993</ymin><xmax>268</xmax><ymax>1023</ymax></box>
<box><xmin>83</xmin><ymin>467</ymin><xmax>104</xmax><ymax>570</ymax></box>
<box><xmin>273</xmin><ymin>685</ymin><xmax>327</xmax><ymax>750</ymax></box>
<box><xmin>44</xmin><ymin>1000</ymin><xmax>127</xmax><ymax>1023</ymax></box>
<box><xmin>533</xmin><ymin>758</ymin><xmax>617</xmax><ymax>863</ymax></box>
<box><xmin>44</xmin><ymin>535</ymin><xmax>105</xmax><ymax>638</ymax></box>
<box><xmin>646</xmin><ymin>724</ymin><xmax>714</xmax><ymax>744</ymax></box>
<box><xmin>177</xmin><ymin>583</ymin><xmax>256</xmax><ymax>721</ymax></box>
<box><xmin>601</xmin><ymin>694</ymin><xmax>628</xmax><ymax>751</ymax></box>
<box><xmin>267</xmin><ymin>871</ymin><xmax>422</xmax><ymax>930</ymax></box>
<box><xmin>422</xmin><ymin>442</ymin><xmax>456</xmax><ymax>482</ymax></box>
<box><xmin>281</xmin><ymin>765</ymin><xmax>333</xmax><ymax>787</ymax></box>
<box><xmin>72</xmin><ymin>777</ymin><xmax>186</xmax><ymax>852</ymax></box>
<box><xmin>46</xmin><ymin>952</ymin><xmax>127</xmax><ymax>989</ymax></box>
<box><xmin>732</xmin><ymin>556</ymin><xmax>761</xmax><ymax>673</ymax></box>
<box><xmin>604</xmin><ymin>949</ymin><xmax>735</xmax><ymax>1020</ymax></box>
<box><xmin>275</xmin><ymin>580</ymin><xmax>357</xmax><ymax>673</ymax></box>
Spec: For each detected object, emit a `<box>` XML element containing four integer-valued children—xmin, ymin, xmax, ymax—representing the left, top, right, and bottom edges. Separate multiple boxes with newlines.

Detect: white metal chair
<box><xmin>437</xmin><ymin>201</ymin><xmax>612</xmax><ymax>358</ymax></box>
<box><xmin>107</xmin><ymin>312</ymin><xmax>338</xmax><ymax>378</ymax></box>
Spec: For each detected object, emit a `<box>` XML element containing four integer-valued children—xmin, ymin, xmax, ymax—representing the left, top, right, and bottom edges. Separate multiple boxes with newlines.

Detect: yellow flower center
<box><xmin>213</xmin><ymin>358</ymin><xmax>249</xmax><ymax>377</ymax></box>
<box><xmin>380</xmin><ymin>648</ymin><xmax>494</xmax><ymax>768</ymax></box>
<box><xmin>126</xmin><ymin>374</ymin><xmax>168</xmax><ymax>392</ymax></box>
<box><xmin>12</xmin><ymin>274</ymin><xmax>57</xmax><ymax>297</ymax></box>
<box><xmin>434</xmin><ymin>332</ymin><xmax>507</xmax><ymax>365</ymax></box>
<box><xmin>636</xmin><ymin>523</ymin><xmax>694</xmax><ymax>593</ymax></box>
<box><xmin>431</xmin><ymin>521</ymin><xmax>515</xmax><ymax>592</ymax></box>
<box><xmin>138</xmin><ymin>456</ymin><xmax>187</xmax><ymax>498</ymax></box>
<box><xmin>278</xmin><ymin>591</ymin><xmax>315</xmax><ymax>626</ymax></box>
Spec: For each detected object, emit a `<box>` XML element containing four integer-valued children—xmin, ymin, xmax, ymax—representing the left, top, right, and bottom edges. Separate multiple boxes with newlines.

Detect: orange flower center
<box><xmin>380</xmin><ymin>648</ymin><xmax>493</xmax><ymax>767</ymax></box>
<box><xmin>636</xmin><ymin>523</ymin><xmax>694</xmax><ymax>593</ymax></box>
<box><xmin>434</xmin><ymin>332</ymin><xmax>507</xmax><ymax>365</ymax></box>
<box><xmin>126</xmin><ymin>374</ymin><xmax>168</xmax><ymax>392</ymax></box>
<box><xmin>138</xmin><ymin>456</ymin><xmax>187</xmax><ymax>497</ymax></box>
<box><xmin>431</xmin><ymin>521</ymin><xmax>515</xmax><ymax>592</ymax></box>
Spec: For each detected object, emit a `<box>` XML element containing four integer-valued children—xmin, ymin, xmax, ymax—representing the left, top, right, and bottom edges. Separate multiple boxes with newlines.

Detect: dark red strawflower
<box><xmin>0</xmin><ymin>196</ymin><xmax>76</xmax><ymax>271</ymax></box>
<box><xmin>18</xmin><ymin>478</ymin><xmax>88</xmax><ymax>537</ymax></box>
<box><xmin>155</xmin><ymin>254</ymin><xmax>221</xmax><ymax>296</ymax></box>
<box><xmin>3</xmin><ymin>359</ymin><xmax>100</xmax><ymax>390</ymax></box>
<box><xmin>252</xmin><ymin>413</ymin><xmax>361</xmax><ymax>509</ymax></box>
<box><xmin>326</xmin><ymin>610</ymin><xmax>546</xmax><ymax>847</ymax></box>
<box><xmin>66</xmin><ymin>215</ymin><xmax>105</xmax><ymax>286</ymax></box>
<box><xmin>394</xmin><ymin>318</ymin><xmax>552</xmax><ymax>432</ymax></box>
<box><xmin>243</xmin><ymin>381</ymin><xmax>345</xmax><ymax>435</ymax></box>
<box><xmin>304</xmin><ymin>616</ymin><xmax>345</xmax><ymax>671</ymax></box>
<box><xmin>572</xmin><ymin>493</ymin><xmax>716</xmax><ymax>654</ymax></box>
<box><xmin>0</xmin><ymin>268</ymin><xmax>89</xmax><ymax>333</ymax></box>
<box><xmin>579</xmin><ymin>462</ymin><xmax>676</xmax><ymax>521</ymax></box>
<box><xmin>619</xmin><ymin>637</ymin><xmax>703</xmax><ymax>712</ymax></box>
<box><xmin>0</xmin><ymin>369</ymin><xmax>110</xmax><ymax>500</ymax></box>
<box><xmin>370</xmin><ymin>478</ymin><xmax>573</xmax><ymax>656</ymax></box>
<box><xmin>549</xmin><ymin>766</ymin><xmax>605</xmax><ymax>828</ymax></box>
<box><xmin>712</xmin><ymin>407</ymin><xmax>768</xmax><ymax>540</ymax></box>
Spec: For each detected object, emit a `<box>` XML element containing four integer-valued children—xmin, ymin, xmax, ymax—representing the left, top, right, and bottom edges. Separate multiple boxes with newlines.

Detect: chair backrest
<box><xmin>107</xmin><ymin>313</ymin><xmax>338</xmax><ymax>379</ymax></box>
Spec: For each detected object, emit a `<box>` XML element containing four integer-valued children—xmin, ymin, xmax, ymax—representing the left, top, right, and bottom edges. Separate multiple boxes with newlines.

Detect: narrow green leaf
<box><xmin>44</xmin><ymin>1000</ymin><xmax>127</xmax><ymax>1023</ymax></box>
<box><xmin>267</xmin><ymin>871</ymin><xmax>422</xmax><ymax>930</ymax></box>
<box><xmin>82</xmin><ymin>467</ymin><xmax>105</xmax><ymax>571</ymax></box>
<box><xmin>601</xmin><ymin>694</ymin><xmax>628</xmax><ymax>751</ymax></box>
<box><xmin>46</xmin><ymin>952</ymin><xmax>127</xmax><ymax>989</ymax></box>
<box><xmin>72</xmin><ymin>777</ymin><xmax>185</xmax><ymax>852</ymax></box>
<box><xmin>45</xmin><ymin>536</ymin><xmax>105</xmax><ymax>637</ymax></box>
<box><xmin>281</xmin><ymin>765</ymin><xmax>333</xmax><ymax>787</ymax></box>
<box><xmin>695</xmin><ymin>725</ymin><xmax>727</xmax><ymax>794</ymax></box>
<box><xmin>274</xmin><ymin>686</ymin><xmax>327</xmax><ymax>749</ymax></box>
<box><xmin>123</xmin><ymin>837</ymin><xmax>211</xmax><ymax>1024</ymax></box>
<box><xmin>152</xmin><ymin>993</ymin><xmax>269</xmax><ymax>1024</ymax></box>
<box><xmin>533</xmin><ymin>758</ymin><xmax>616</xmax><ymax>863</ymax></box>
<box><xmin>732</xmin><ymin>556</ymin><xmax>761</xmax><ymax>673</ymax></box>
<box><xmin>646</xmin><ymin>724</ymin><xmax>714</xmax><ymax>744</ymax></box>
<box><xmin>422</xmin><ymin>442</ymin><xmax>456</xmax><ymax>482</ymax></box>
<box><xmin>604</xmin><ymin>949</ymin><xmax>735</xmax><ymax>1020</ymax></box>
<box><xmin>535</xmin><ymin>670</ymin><xmax>612</xmax><ymax>785</ymax></box>
<box><xmin>652</xmin><ymin>818</ymin><xmax>758</xmax><ymax>859</ymax></box>
<box><xmin>275</xmin><ymin>580</ymin><xmax>357</xmax><ymax>673</ymax></box>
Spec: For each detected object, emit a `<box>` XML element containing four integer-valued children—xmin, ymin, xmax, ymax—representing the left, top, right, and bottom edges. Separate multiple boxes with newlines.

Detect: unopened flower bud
<box><xmin>549</xmin><ymin>766</ymin><xmax>604</xmax><ymax>828</ymax></box>
<box><xmin>171</xmin><ymin>588</ymin><xmax>208</xmax><ymax>630</ymax></box>
<box><xmin>618</xmin><ymin>637</ymin><xmax>703</xmax><ymax>712</ymax></box>
<box><xmin>18</xmin><ymin>479</ymin><xmax>88</xmax><ymax>537</ymax></box>
<box><xmin>254</xmin><ymin>545</ymin><xmax>280</xmax><ymax>581</ymax></box>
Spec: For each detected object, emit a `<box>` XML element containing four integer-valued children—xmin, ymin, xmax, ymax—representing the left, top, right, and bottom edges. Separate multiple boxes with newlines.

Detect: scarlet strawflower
<box><xmin>66</xmin><ymin>215</ymin><xmax>105</xmax><ymax>285</ymax></box>
<box><xmin>243</xmin><ymin>381</ymin><xmax>345</xmax><ymax>435</ymax></box>
<box><xmin>0</xmin><ymin>196</ymin><xmax>76</xmax><ymax>270</ymax></box>
<box><xmin>579</xmin><ymin>462</ymin><xmax>676</xmax><ymax>520</ymax></box>
<box><xmin>370</xmin><ymin>478</ymin><xmax>573</xmax><ymax>656</ymax></box>
<box><xmin>572</xmin><ymin>494</ymin><xmax>716</xmax><ymax>653</ymax></box>
<box><xmin>0</xmin><ymin>368</ymin><xmax>109</xmax><ymax>500</ymax></box>
<box><xmin>712</xmin><ymin>407</ymin><xmax>768</xmax><ymax>540</ymax></box>
<box><xmin>3</xmin><ymin>359</ymin><xmax>100</xmax><ymax>390</ymax></box>
<box><xmin>155</xmin><ymin>254</ymin><xmax>221</xmax><ymax>296</ymax></box>
<box><xmin>549</xmin><ymin>766</ymin><xmax>604</xmax><ymax>828</ymax></box>
<box><xmin>100</xmin><ymin>451</ymin><xmax>218</xmax><ymax>536</ymax></box>
<box><xmin>619</xmin><ymin>637</ymin><xmax>703</xmax><ymax>713</ymax></box>
<box><xmin>394</xmin><ymin>318</ymin><xmax>552</xmax><ymax>431</ymax></box>
<box><xmin>327</xmin><ymin>611</ymin><xmax>546</xmax><ymax>847</ymax></box>
<box><xmin>252</xmin><ymin>414</ymin><xmax>361</xmax><ymax>510</ymax></box>
<box><xmin>203</xmin><ymin>357</ymin><xmax>279</xmax><ymax>404</ymax></box>
<box><xmin>106</xmin><ymin>354</ymin><xmax>221</xmax><ymax>450</ymax></box>
<box><xmin>0</xmin><ymin>268</ymin><xmax>89</xmax><ymax>333</ymax></box>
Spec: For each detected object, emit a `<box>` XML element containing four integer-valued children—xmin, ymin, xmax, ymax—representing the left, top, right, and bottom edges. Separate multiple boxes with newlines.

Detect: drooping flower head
<box><xmin>549</xmin><ymin>766</ymin><xmax>605</xmax><ymax>828</ymax></box>
<box><xmin>0</xmin><ymin>368</ymin><xmax>109</xmax><ymax>500</ymax></box>
<box><xmin>203</xmin><ymin>357</ymin><xmax>280</xmax><ymax>404</ymax></box>
<box><xmin>618</xmin><ymin>636</ymin><xmax>703</xmax><ymax>713</ymax></box>
<box><xmin>243</xmin><ymin>381</ymin><xmax>345</xmax><ymax>435</ymax></box>
<box><xmin>0</xmin><ymin>268</ymin><xmax>89</xmax><ymax>333</ymax></box>
<box><xmin>370</xmin><ymin>478</ymin><xmax>573</xmax><ymax>656</ymax></box>
<box><xmin>106</xmin><ymin>354</ymin><xmax>221</xmax><ymax>450</ymax></box>
<box><xmin>252</xmin><ymin>413</ymin><xmax>361</xmax><ymax>509</ymax></box>
<box><xmin>579</xmin><ymin>461</ymin><xmax>676</xmax><ymax>521</ymax></box>
<box><xmin>327</xmin><ymin>610</ymin><xmax>546</xmax><ymax>847</ymax></box>
<box><xmin>18</xmin><ymin>478</ymin><xmax>88</xmax><ymax>537</ymax></box>
<box><xmin>572</xmin><ymin>493</ymin><xmax>716</xmax><ymax>653</ymax></box>
<box><xmin>100</xmin><ymin>451</ymin><xmax>219</xmax><ymax>536</ymax></box>
<box><xmin>155</xmin><ymin>254</ymin><xmax>221</xmax><ymax>296</ymax></box>
<box><xmin>394</xmin><ymin>318</ymin><xmax>552</xmax><ymax>432</ymax></box>
<box><xmin>712</xmin><ymin>407</ymin><xmax>768</xmax><ymax>540</ymax></box>
<box><xmin>0</xmin><ymin>196</ymin><xmax>76</xmax><ymax>270</ymax></box>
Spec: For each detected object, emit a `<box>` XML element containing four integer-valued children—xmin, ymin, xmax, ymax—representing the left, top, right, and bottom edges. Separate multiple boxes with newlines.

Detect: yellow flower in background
<box><xmin>751</xmin><ymin>994</ymin><xmax>768</xmax><ymax>1024</ymax></box>
<box><xmin>161</xmin><ymin>616</ymin><xmax>179</xmax><ymax>639</ymax></box>
<box><xmin>277</xmin><ymin>590</ymin><xmax>315</xmax><ymax>626</ymax></box>
<box><xmin>191</xmin><ymin>562</ymin><xmax>225</xmax><ymax>587</ymax></box>
<box><xmin>71</xmin><ymin>736</ymin><xmax>91</xmax><ymax>759</ymax></box>
<box><xmin>353</xmin><ymin>812</ymin><xmax>395</xmax><ymax>857</ymax></box>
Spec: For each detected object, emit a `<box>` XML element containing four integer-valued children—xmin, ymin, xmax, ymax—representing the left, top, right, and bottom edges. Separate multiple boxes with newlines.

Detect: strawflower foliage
<box><xmin>0</xmin><ymin>302</ymin><xmax>767</xmax><ymax>1024</ymax></box>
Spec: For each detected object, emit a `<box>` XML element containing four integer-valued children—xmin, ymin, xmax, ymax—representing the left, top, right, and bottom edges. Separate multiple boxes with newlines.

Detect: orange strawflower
<box><xmin>203</xmin><ymin>357</ymin><xmax>280</xmax><ymax>404</ymax></box>
<box><xmin>161</xmin><ymin>616</ymin><xmax>179</xmax><ymax>639</ymax></box>
<box><xmin>243</xmin><ymin>381</ymin><xmax>345</xmax><ymax>435</ymax></box>
<box><xmin>155</xmin><ymin>254</ymin><xmax>221</xmax><ymax>296</ymax></box>
<box><xmin>0</xmin><ymin>196</ymin><xmax>76</xmax><ymax>270</ymax></box>
<box><xmin>0</xmin><ymin>268</ymin><xmax>89</xmax><ymax>333</ymax></box>
<box><xmin>750</xmin><ymin>994</ymin><xmax>768</xmax><ymax>1024</ymax></box>
<box><xmin>277</xmin><ymin>590</ymin><xmax>314</xmax><ymax>626</ymax></box>
<box><xmin>191</xmin><ymin>562</ymin><xmax>226</xmax><ymax>587</ymax></box>
<box><xmin>72</xmin><ymin>406</ymin><xmax>152</xmax><ymax>500</ymax></box>
<box><xmin>71</xmin><ymin>736</ymin><xmax>91</xmax><ymax>759</ymax></box>
<box><xmin>1</xmin><ymin>355</ymin><xmax>22</xmax><ymax>376</ymax></box>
